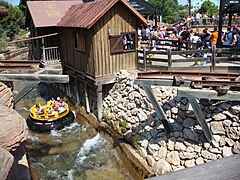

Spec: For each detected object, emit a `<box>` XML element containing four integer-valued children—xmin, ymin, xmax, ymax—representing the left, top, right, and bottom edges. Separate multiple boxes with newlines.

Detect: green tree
<box><xmin>0</xmin><ymin>1</ymin><xmax>25</xmax><ymax>40</ymax></box>
<box><xmin>18</xmin><ymin>0</ymin><xmax>26</xmax><ymax>15</ymax></box>
<box><xmin>149</xmin><ymin>0</ymin><xmax>180</xmax><ymax>24</ymax></box>
<box><xmin>198</xmin><ymin>0</ymin><xmax>218</xmax><ymax>15</ymax></box>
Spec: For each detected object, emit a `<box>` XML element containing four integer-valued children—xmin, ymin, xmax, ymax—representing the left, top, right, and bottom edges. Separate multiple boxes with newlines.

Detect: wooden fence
<box><xmin>137</xmin><ymin>45</ymin><xmax>240</xmax><ymax>72</ymax></box>
<box><xmin>41</xmin><ymin>46</ymin><xmax>60</xmax><ymax>63</ymax></box>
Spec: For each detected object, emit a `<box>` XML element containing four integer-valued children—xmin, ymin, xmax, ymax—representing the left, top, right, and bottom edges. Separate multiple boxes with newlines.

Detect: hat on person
<box><xmin>233</xmin><ymin>25</ymin><xmax>238</xmax><ymax>29</ymax></box>
<box><xmin>57</xmin><ymin>97</ymin><xmax>60</xmax><ymax>101</ymax></box>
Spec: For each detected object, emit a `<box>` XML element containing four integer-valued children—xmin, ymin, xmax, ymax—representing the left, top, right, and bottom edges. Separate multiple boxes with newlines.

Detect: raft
<box><xmin>26</xmin><ymin>101</ymin><xmax>74</xmax><ymax>132</ymax></box>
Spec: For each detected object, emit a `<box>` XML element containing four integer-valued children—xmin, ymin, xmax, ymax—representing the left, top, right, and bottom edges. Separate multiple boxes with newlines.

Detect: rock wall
<box><xmin>0</xmin><ymin>82</ymin><xmax>28</xmax><ymax>179</ymax></box>
<box><xmin>102</xmin><ymin>73</ymin><xmax>240</xmax><ymax>175</ymax></box>
<box><xmin>0</xmin><ymin>82</ymin><xmax>13</xmax><ymax>108</ymax></box>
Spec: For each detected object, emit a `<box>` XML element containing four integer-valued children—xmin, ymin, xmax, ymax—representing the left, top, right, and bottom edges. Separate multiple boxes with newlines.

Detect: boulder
<box><xmin>0</xmin><ymin>82</ymin><xmax>13</xmax><ymax>108</ymax></box>
<box><xmin>0</xmin><ymin>147</ymin><xmax>14</xmax><ymax>179</ymax></box>
<box><xmin>0</xmin><ymin>104</ymin><xmax>28</xmax><ymax>151</ymax></box>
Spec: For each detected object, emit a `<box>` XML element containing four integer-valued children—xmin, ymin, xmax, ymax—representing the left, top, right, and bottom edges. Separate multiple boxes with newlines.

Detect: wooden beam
<box><xmin>0</xmin><ymin>60</ymin><xmax>41</xmax><ymax>65</ymax></box>
<box><xmin>9</xmin><ymin>33</ymin><xmax>58</xmax><ymax>43</ymax></box>
<box><xmin>134</xmin><ymin>79</ymin><xmax>192</xmax><ymax>87</ymax></box>
<box><xmin>0</xmin><ymin>65</ymin><xmax>32</xmax><ymax>70</ymax></box>
<box><xmin>14</xmin><ymin>82</ymin><xmax>39</xmax><ymax>104</ymax></box>
<box><xmin>0</xmin><ymin>74</ymin><xmax>69</xmax><ymax>83</ymax></box>
<box><xmin>188</xmin><ymin>97</ymin><xmax>213</xmax><ymax>142</ymax></box>
<box><xmin>178</xmin><ymin>88</ymin><xmax>240</xmax><ymax>101</ymax></box>
<box><xmin>142</xmin><ymin>85</ymin><xmax>173</xmax><ymax>134</ymax></box>
<box><xmin>148</xmin><ymin>154</ymin><xmax>240</xmax><ymax>180</ymax></box>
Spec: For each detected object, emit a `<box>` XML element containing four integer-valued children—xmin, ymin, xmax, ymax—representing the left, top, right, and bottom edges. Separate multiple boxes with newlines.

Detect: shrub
<box><xmin>132</xmin><ymin>135</ymin><xmax>140</xmax><ymax>150</ymax></box>
<box><xmin>102</xmin><ymin>107</ymin><xmax>109</xmax><ymax>120</ymax></box>
<box><xmin>0</xmin><ymin>38</ymin><xmax>7</xmax><ymax>52</ymax></box>
<box><xmin>119</xmin><ymin>116</ymin><xmax>127</xmax><ymax>132</ymax></box>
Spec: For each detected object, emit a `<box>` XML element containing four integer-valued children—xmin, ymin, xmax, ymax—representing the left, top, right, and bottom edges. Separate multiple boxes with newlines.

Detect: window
<box><xmin>75</xmin><ymin>32</ymin><xmax>86</xmax><ymax>52</ymax></box>
<box><xmin>109</xmin><ymin>32</ymin><xmax>136</xmax><ymax>54</ymax></box>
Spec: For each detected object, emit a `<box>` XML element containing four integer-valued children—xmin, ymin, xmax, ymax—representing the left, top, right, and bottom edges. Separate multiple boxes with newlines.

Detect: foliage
<box><xmin>198</xmin><ymin>0</ymin><xmax>218</xmax><ymax>15</ymax></box>
<box><xmin>102</xmin><ymin>107</ymin><xmax>109</xmax><ymax>120</ymax></box>
<box><xmin>0</xmin><ymin>1</ymin><xmax>25</xmax><ymax>41</ymax></box>
<box><xmin>149</xmin><ymin>0</ymin><xmax>181</xmax><ymax>24</ymax></box>
<box><xmin>119</xmin><ymin>116</ymin><xmax>127</xmax><ymax>132</ymax></box>
<box><xmin>18</xmin><ymin>0</ymin><xmax>26</xmax><ymax>15</ymax></box>
<box><xmin>131</xmin><ymin>135</ymin><xmax>140</xmax><ymax>150</ymax></box>
<box><xmin>0</xmin><ymin>38</ymin><xmax>7</xmax><ymax>52</ymax></box>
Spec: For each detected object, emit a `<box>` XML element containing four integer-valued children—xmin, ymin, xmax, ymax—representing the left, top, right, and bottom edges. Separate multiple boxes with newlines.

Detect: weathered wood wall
<box><xmin>60</xmin><ymin>28</ymin><xmax>94</xmax><ymax>77</ymax></box>
<box><xmin>92</xmin><ymin>2</ymin><xmax>137</xmax><ymax>77</ymax></box>
<box><xmin>60</xmin><ymin>2</ymin><xmax>138</xmax><ymax>79</ymax></box>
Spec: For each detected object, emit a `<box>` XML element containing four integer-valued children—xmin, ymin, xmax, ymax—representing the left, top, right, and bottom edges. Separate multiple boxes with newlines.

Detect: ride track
<box><xmin>0</xmin><ymin>60</ymin><xmax>41</xmax><ymax>70</ymax></box>
<box><xmin>137</xmin><ymin>71</ymin><xmax>240</xmax><ymax>88</ymax></box>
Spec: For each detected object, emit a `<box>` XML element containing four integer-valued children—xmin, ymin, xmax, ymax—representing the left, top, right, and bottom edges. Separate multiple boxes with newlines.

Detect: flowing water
<box><xmin>14</xmin><ymin>83</ymin><xmax>132</xmax><ymax>180</ymax></box>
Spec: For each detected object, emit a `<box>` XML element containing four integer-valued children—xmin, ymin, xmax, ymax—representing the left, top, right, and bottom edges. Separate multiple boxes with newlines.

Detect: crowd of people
<box><xmin>34</xmin><ymin>97</ymin><xmax>67</xmax><ymax>116</ymax></box>
<box><xmin>139</xmin><ymin>23</ymin><xmax>240</xmax><ymax>51</ymax></box>
<box><xmin>138</xmin><ymin>18</ymin><xmax>240</xmax><ymax>66</ymax></box>
<box><xmin>190</xmin><ymin>13</ymin><xmax>240</xmax><ymax>26</ymax></box>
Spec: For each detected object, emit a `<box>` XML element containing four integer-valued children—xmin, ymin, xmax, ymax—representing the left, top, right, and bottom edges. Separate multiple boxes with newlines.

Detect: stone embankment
<box><xmin>0</xmin><ymin>82</ymin><xmax>29</xmax><ymax>179</ymax></box>
<box><xmin>102</xmin><ymin>73</ymin><xmax>240</xmax><ymax>175</ymax></box>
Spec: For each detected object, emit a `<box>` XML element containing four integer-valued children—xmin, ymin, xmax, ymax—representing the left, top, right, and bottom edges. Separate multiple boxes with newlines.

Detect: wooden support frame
<box><xmin>97</xmin><ymin>84</ymin><xmax>103</xmax><ymax>121</ymax></box>
<box><xmin>178</xmin><ymin>88</ymin><xmax>240</xmax><ymax>101</ymax></box>
<box><xmin>0</xmin><ymin>74</ymin><xmax>69</xmax><ymax>83</ymax></box>
<box><xmin>134</xmin><ymin>79</ymin><xmax>191</xmax><ymax>87</ymax></box>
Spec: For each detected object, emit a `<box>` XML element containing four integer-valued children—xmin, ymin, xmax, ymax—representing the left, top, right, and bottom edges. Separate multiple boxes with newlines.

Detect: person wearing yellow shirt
<box><xmin>211</xmin><ymin>27</ymin><xmax>218</xmax><ymax>45</ymax></box>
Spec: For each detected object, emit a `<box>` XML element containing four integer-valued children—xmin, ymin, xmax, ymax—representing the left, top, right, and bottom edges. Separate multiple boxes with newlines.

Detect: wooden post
<box><xmin>211</xmin><ymin>44</ymin><xmax>216</xmax><ymax>72</ymax></box>
<box><xmin>167</xmin><ymin>48</ymin><xmax>172</xmax><ymax>71</ymax></box>
<box><xmin>177</xmin><ymin>38</ymin><xmax>181</xmax><ymax>51</ymax></box>
<box><xmin>85</xmin><ymin>83</ymin><xmax>90</xmax><ymax>113</ymax></box>
<box><xmin>97</xmin><ymin>84</ymin><xmax>103</xmax><ymax>121</ymax></box>
<box><xmin>217</xmin><ymin>0</ymin><xmax>225</xmax><ymax>48</ymax></box>
<box><xmin>228</xmin><ymin>12</ymin><xmax>232</xmax><ymax>27</ymax></box>
<box><xmin>67</xmin><ymin>83</ymin><xmax>71</xmax><ymax>97</ymax></box>
<box><xmin>75</xmin><ymin>78</ymin><xmax>80</xmax><ymax>103</ymax></box>
<box><xmin>188</xmin><ymin>0</ymin><xmax>191</xmax><ymax>16</ymax></box>
<box><xmin>42</xmin><ymin>38</ymin><xmax>46</xmax><ymax>63</ymax></box>
<box><xmin>143</xmin><ymin>47</ymin><xmax>147</xmax><ymax>71</ymax></box>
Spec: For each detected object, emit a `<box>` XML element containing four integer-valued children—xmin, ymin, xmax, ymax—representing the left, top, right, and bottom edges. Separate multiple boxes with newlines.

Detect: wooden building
<box><xmin>26</xmin><ymin>1</ymin><xmax>81</xmax><ymax>60</ymax></box>
<box><xmin>26</xmin><ymin>0</ymin><xmax>147</xmax><ymax>119</ymax></box>
<box><xmin>57</xmin><ymin>0</ymin><xmax>147</xmax><ymax>118</ymax></box>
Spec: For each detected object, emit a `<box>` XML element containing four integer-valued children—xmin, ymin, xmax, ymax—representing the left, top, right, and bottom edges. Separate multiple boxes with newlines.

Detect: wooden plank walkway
<box><xmin>148</xmin><ymin>154</ymin><xmax>240</xmax><ymax>180</ymax></box>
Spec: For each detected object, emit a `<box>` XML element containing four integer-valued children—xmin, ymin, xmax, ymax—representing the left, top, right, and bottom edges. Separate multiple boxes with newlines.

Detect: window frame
<box><xmin>109</xmin><ymin>31</ymin><xmax>137</xmax><ymax>54</ymax></box>
<box><xmin>74</xmin><ymin>32</ymin><xmax>86</xmax><ymax>52</ymax></box>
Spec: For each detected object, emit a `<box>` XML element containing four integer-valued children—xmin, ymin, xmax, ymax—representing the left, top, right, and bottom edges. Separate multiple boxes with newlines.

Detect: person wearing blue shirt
<box><xmin>202</xmin><ymin>33</ymin><xmax>211</xmax><ymax>49</ymax></box>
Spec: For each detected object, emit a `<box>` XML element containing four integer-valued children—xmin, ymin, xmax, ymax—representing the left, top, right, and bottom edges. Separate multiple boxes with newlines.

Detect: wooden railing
<box><xmin>190</xmin><ymin>17</ymin><xmax>240</xmax><ymax>27</ymax></box>
<box><xmin>137</xmin><ymin>45</ymin><xmax>240</xmax><ymax>72</ymax></box>
<box><xmin>41</xmin><ymin>46</ymin><xmax>60</xmax><ymax>62</ymax></box>
<box><xmin>141</xmin><ymin>38</ymin><xmax>191</xmax><ymax>51</ymax></box>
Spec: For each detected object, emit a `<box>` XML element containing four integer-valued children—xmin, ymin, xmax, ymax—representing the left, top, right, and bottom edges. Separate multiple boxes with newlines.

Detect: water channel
<box><xmin>14</xmin><ymin>82</ymin><xmax>132</xmax><ymax>180</ymax></box>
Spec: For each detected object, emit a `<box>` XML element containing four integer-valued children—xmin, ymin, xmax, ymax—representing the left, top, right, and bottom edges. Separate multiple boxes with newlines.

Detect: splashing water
<box><xmin>75</xmin><ymin>133</ymin><xmax>102</xmax><ymax>165</ymax></box>
<box><xmin>14</xmin><ymin>82</ymin><xmax>132</xmax><ymax>180</ymax></box>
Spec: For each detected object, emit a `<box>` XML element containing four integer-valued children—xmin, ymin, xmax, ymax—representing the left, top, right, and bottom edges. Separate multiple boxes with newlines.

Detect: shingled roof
<box><xmin>57</xmin><ymin>0</ymin><xmax>147</xmax><ymax>28</ymax></box>
<box><xmin>27</xmin><ymin>1</ymin><xmax>82</xmax><ymax>27</ymax></box>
